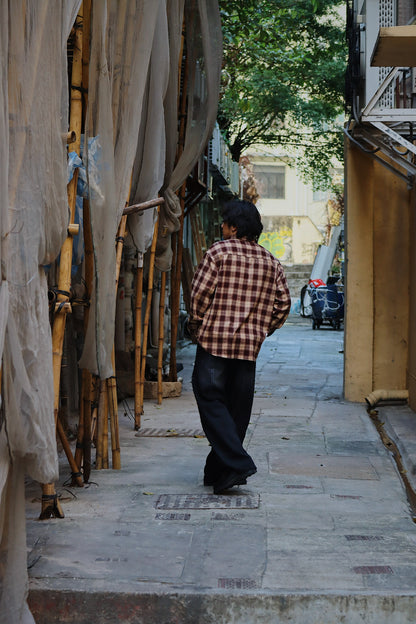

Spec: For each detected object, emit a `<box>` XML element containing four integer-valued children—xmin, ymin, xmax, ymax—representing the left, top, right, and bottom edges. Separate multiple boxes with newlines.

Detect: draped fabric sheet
<box><xmin>80</xmin><ymin>0</ymin><xmax>222</xmax><ymax>377</ymax></box>
<box><xmin>79</xmin><ymin>0</ymin><xmax>164</xmax><ymax>378</ymax></box>
<box><xmin>156</xmin><ymin>0</ymin><xmax>223</xmax><ymax>271</ymax></box>
<box><xmin>0</xmin><ymin>3</ymin><xmax>82</xmax><ymax>622</ymax></box>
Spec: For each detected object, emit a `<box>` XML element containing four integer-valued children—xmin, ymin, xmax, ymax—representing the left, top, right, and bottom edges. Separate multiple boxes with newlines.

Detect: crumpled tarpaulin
<box><xmin>79</xmin><ymin>0</ymin><xmax>165</xmax><ymax>378</ymax></box>
<box><xmin>79</xmin><ymin>0</ymin><xmax>222</xmax><ymax>379</ymax></box>
<box><xmin>0</xmin><ymin>2</ymin><xmax>82</xmax><ymax>623</ymax></box>
<box><xmin>156</xmin><ymin>0</ymin><xmax>223</xmax><ymax>272</ymax></box>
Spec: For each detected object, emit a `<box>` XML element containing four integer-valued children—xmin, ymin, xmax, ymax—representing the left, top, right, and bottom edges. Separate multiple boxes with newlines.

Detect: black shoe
<box><xmin>213</xmin><ymin>469</ymin><xmax>255</xmax><ymax>494</ymax></box>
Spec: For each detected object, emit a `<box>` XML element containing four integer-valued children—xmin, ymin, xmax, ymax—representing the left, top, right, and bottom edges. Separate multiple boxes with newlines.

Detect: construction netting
<box><xmin>0</xmin><ymin>0</ymin><xmax>221</xmax><ymax>622</ymax></box>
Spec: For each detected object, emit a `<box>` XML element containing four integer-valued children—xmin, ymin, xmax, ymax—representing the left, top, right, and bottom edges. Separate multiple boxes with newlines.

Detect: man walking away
<box><xmin>189</xmin><ymin>199</ymin><xmax>291</xmax><ymax>494</ymax></box>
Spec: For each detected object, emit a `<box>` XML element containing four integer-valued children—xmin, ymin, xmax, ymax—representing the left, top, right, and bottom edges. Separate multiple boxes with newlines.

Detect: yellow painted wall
<box><xmin>259</xmin><ymin>215</ymin><xmax>323</xmax><ymax>264</ymax></box>
<box><xmin>344</xmin><ymin>141</ymin><xmax>410</xmax><ymax>401</ymax></box>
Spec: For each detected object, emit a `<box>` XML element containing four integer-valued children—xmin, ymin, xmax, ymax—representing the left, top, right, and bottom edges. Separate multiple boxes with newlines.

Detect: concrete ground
<box><xmin>26</xmin><ymin>316</ymin><xmax>416</xmax><ymax>623</ymax></box>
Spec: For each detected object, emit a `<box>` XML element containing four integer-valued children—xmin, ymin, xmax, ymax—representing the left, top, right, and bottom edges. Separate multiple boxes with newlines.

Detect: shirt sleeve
<box><xmin>267</xmin><ymin>261</ymin><xmax>291</xmax><ymax>336</ymax></box>
<box><xmin>189</xmin><ymin>251</ymin><xmax>218</xmax><ymax>340</ymax></box>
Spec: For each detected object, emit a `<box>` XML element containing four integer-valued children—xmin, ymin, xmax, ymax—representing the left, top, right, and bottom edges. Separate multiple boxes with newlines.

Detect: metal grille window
<box><xmin>379</xmin><ymin>0</ymin><xmax>396</xmax><ymax>108</ymax></box>
<box><xmin>254</xmin><ymin>165</ymin><xmax>285</xmax><ymax>199</ymax></box>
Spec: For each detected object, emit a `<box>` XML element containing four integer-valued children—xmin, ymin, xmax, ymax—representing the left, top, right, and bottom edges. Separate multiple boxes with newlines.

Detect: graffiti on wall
<box><xmin>259</xmin><ymin>228</ymin><xmax>293</xmax><ymax>262</ymax></box>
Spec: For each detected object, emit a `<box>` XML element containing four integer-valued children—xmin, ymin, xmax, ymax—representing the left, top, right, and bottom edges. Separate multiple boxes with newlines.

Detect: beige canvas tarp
<box><xmin>80</xmin><ymin>0</ymin><xmax>222</xmax><ymax>378</ymax></box>
<box><xmin>0</xmin><ymin>3</ymin><xmax>82</xmax><ymax>622</ymax></box>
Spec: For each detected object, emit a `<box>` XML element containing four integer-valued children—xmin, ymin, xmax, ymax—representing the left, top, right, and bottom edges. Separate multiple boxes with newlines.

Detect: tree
<box><xmin>218</xmin><ymin>0</ymin><xmax>347</xmax><ymax>189</ymax></box>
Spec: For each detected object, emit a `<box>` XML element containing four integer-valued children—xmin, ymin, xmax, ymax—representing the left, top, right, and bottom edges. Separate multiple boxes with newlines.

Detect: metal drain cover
<box><xmin>135</xmin><ymin>428</ymin><xmax>205</xmax><ymax>437</ymax></box>
<box><xmin>218</xmin><ymin>578</ymin><xmax>258</xmax><ymax>589</ymax></box>
<box><xmin>155</xmin><ymin>493</ymin><xmax>260</xmax><ymax>510</ymax></box>
<box><xmin>353</xmin><ymin>565</ymin><xmax>393</xmax><ymax>575</ymax></box>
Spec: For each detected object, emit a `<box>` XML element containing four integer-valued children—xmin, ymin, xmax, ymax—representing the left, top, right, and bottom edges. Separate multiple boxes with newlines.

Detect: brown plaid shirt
<box><xmin>189</xmin><ymin>238</ymin><xmax>291</xmax><ymax>361</ymax></box>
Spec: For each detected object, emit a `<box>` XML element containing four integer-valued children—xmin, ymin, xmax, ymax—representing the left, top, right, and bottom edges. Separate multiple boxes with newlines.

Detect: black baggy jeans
<box><xmin>192</xmin><ymin>345</ymin><xmax>257</xmax><ymax>482</ymax></box>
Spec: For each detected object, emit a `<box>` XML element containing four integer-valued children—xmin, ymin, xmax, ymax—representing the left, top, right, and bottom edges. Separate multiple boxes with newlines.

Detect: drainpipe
<box><xmin>365</xmin><ymin>389</ymin><xmax>409</xmax><ymax>409</ymax></box>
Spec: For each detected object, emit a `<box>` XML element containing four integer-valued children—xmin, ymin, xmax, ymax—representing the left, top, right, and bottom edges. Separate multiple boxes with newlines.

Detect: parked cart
<box><xmin>308</xmin><ymin>279</ymin><xmax>344</xmax><ymax>330</ymax></box>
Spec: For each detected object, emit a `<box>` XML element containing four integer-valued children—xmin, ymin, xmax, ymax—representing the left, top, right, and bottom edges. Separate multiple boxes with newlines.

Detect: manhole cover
<box><xmin>155</xmin><ymin>493</ymin><xmax>260</xmax><ymax>510</ymax></box>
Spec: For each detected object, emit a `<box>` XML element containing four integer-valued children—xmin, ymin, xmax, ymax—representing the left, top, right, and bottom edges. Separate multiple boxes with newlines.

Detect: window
<box><xmin>253</xmin><ymin>165</ymin><xmax>285</xmax><ymax>199</ymax></box>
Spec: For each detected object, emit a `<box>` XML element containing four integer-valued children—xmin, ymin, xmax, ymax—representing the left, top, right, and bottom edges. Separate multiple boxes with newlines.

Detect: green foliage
<box><xmin>218</xmin><ymin>0</ymin><xmax>347</xmax><ymax>189</ymax></box>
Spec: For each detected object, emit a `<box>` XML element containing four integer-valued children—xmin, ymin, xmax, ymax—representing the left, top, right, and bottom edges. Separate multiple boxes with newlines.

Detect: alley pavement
<box><xmin>26</xmin><ymin>317</ymin><xmax>416</xmax><ymax>623</ymax></box>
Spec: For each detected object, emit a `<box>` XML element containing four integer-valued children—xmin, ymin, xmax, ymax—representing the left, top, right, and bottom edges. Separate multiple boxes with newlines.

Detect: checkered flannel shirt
<box><xmin>189</xmin><ymin>238</ymin><xmax>291</xmax><ymax>361</ymax></box>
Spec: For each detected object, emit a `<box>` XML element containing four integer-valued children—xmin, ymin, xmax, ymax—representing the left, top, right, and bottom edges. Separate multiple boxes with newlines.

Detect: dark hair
<box><xmin>221</xmin><ymin>200</ymin><xmax>263</xmax><ymax>242</ymax></box>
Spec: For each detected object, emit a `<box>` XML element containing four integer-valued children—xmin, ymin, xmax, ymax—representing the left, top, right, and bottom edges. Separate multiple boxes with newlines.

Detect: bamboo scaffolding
<box><xmin>157</xmin><ymin>271</ymin><xmax>167</xmax><ymax>405</ymax></box>
<box><xmin>40</xmin><ymin>6</ymin><xmax>85</xmax><ymax>518</ymax></box>
<box><xmin>137</xmin><ymin>209</ymin><xmax>160</xmax><ymax>421</ymax></box>
<box><xmin>134</xmin><ymin>253</ymin><xmax>144</xmax><ymax>430</ymax></box>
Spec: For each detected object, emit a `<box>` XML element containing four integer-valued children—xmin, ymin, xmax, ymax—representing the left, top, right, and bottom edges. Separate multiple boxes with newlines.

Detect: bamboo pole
<box><xmin>53</xmin><ymin>7</ymin><xmax>83</xmax><ymax>446</ymax></box>
<box><xmin>105</xmin><ymin>215</ymin><xmax>128</xmax><ymax>469</ymax></box>
<box><xmin>169</xmin><ymin>26</ymin><xmax>188</xmax><ymax>382</ymax></box>
<box><xmin>74</xmin><ymin>198</ymin><xmax>93</xmax><ymax>481</ymax></box>
<box><xmin>74</xmin><ymin>0</ymin><xmax>93</xmax><ymax>483</ymax></box>
<box><xmin>157</xmin><ymin>271</ymin><xmax>167</xmax><ymax>405</ymax></box>
<box><xmin>78</xmin><ymin>369</ymin><xmax>91</xmax><ymax>482</ymax></box>
<box><xmin>123</xmin><ymin>196</ymin><xmax>165</xmax><ymax>216</ymax></box>
<box><xmin>138</xmin><ymin>210</ymin><xmax>160</xmax><ymax>418</ymax></box>
<box><xmin>168</xmin><ymin>182</ymin><xmax>186</xmax><ymax>382</ymax></box>
<box><xmin>107</xmin><ymin>372</ymin><xmax>120</xmax><ymax>468</ymax></box>
<box><xmin>102</xmin><ymin>384</ymin><xmax>109</xmax><ymax>469</ymax></box>
<box><xmin>134</xmin><ymin>253</ymin><xmax>144</xmax><ymax>430</ymax></box>
<box><xmin>95</xmin><ymin>380</ymin><xmax>107</xmax><ymax>470</ymax></box>
<box><xmin>190</xmin><ymin>210</ymin><xmax>202</xmax><ymax>264</ymax></box>
<box><xmin>41</xmin><ymin>8</ymin><xmax>84</xmax><ymax>516</ymax></box>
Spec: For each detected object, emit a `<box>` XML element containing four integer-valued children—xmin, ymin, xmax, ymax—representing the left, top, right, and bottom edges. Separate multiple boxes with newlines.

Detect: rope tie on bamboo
<box><xmin>48</xmin><ymin>287</ymin><xmax>90</xmax><ymax>314</ymax></box>
<box><xmin>71</xmin><ymin>470</ymin><xmax>82</xmax><ymax>479</ymax></box>
<box><xmin>56</xmin><ymin>301</ymin><xmax>69</xmax><ymax>314</ymax></box>
<box><xmin>71</xmin><ymin>84</ymin><xmax>88</xmax><ymax>95</ymax></box>
<box><xmin>116</xmin><ymin>236</ymin><xmax>125</xmax><ymax>243</ymax></box>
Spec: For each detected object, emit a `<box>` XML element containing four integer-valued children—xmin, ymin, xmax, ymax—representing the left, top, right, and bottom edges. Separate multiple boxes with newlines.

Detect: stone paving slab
<box><xmin>26</xmin><ymin>319</ymin><xmax>416</xmax><ymax>624</ymax></box>
<box><xmin>268</xmin><ymin>452</ymin><xmax>380</xmax><ymax>480</ymax></box>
